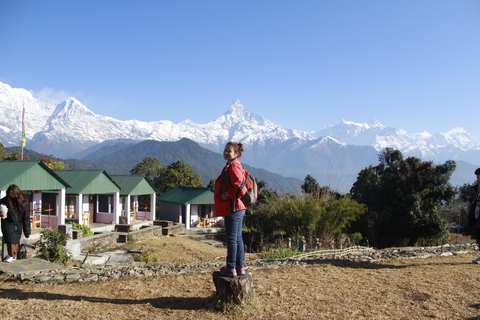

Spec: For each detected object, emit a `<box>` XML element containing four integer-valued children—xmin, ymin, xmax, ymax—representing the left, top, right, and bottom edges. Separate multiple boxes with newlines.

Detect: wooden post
<box><xmin>1</xmin><ymin>237</ymin><xmax>4</xmax><ymax>261</ymax></box>
<box><xmin>300</xmin><ymin>236</ymin><xmax>306</xmax><ymax>251</ymax></box>
<box><xmin>212</xmin><ymin>271</ymin><xmax>253</xmax><ymax>305</ymax></box>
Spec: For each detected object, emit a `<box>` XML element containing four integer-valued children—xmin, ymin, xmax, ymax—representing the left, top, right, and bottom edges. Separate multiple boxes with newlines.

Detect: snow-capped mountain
<box><xmin>0</xmin><ymin>82</ymin><xmax>56</xmax><ymax>145</ymax></box>
<box><xmin>1</xmin><ymin>81</ymin><xmax>479</xmax><ymax>192</ymax></box>
<box><xmin>314</xmin><ymin>119</ymin><xmax>480</xmax><ymax>163</ymax></box>
<box><xmin>0</xmin><ymin>82</ymin><xmax>310</xmax><ymax>158</ymax></box>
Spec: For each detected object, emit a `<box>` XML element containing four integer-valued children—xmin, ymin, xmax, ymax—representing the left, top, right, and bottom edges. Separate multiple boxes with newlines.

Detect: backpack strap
<box><xmin>235</xmin><ymin>171</ymin><xmax>246</xmax><ymax>199</ymax></box>
<box><xmin>229</xmin><ymin>159</ymin><xmax>246</xmax><ymax>199</ymax></box>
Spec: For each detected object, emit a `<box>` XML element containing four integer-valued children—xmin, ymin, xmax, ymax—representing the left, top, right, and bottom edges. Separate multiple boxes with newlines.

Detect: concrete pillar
<box><xmin>32</xmin><ymin>192</ymin><xmax>42</xmax><ymax>209</ymax></box>
<box><xmin>58</xmin><ymin>188</ymin><xmax>66</xmax><ymax>225</ymax></box>
<box><xmin>126</xmin><ymin>195</ymin><xmax>132</xmax><ymax>224</ymax></box>
<box><xmin>150</xmin><ymin>193</ymin><xmax>156</xmax><ymax>221</ymax></box>
<box><xmin>133</xmin><ymin>195</ymin><xmax>138</xmax><ymax>212</ymax></box>
<box><xmin>76</xmin><ymin>194</ymin><xmax>83</xmax><ymax>224</ymax></box>
<box><xmin>185</xmin><ymin>203</ymin><xmax>191</xmax><ymax>229</ymax></box>
<box><xmin>114</xmin><ymin>192</ymin><xmax>120</xmax><ymax>224</ymax></box>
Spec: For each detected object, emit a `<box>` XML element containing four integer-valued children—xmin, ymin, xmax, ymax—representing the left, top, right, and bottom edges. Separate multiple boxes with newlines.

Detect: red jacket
<box><xmin>214</xmin><ymin>159</ymin><xmax>247</xmax><ymax>217</ymax></box>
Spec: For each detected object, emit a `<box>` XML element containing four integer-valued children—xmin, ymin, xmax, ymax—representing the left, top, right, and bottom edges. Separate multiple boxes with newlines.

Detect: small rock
<box><xmin>45</xmin><ymin>275</ymin><xmax>66</xmax><ymax>283</ymax></box>
<box><xmin>83</xmin><ymin>274</ymin><xmax>99</xmax><ymax>282</ymax></box>
<box><xmin>65</xmin><ymin>273</ymin><xmax>82</xmax><ymax>282</ymax></box>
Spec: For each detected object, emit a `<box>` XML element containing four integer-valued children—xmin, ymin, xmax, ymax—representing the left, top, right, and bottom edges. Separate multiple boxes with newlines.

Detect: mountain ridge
<box><xmin>1</xmin><ymin>81</ymin><xmax>479</xmax><ymax>192</ymax></box>
<box><xmin>5</xmin><ymin>138</ymin><xmax>303</xmax><ymax>194</ymax></box>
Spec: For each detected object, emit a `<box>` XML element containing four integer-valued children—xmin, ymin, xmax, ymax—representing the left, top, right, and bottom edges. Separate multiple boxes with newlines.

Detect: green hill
<box><xmin>6</xmin><ymin>139</ymin><xmax>302</xmax><ymax>193</ymax></box>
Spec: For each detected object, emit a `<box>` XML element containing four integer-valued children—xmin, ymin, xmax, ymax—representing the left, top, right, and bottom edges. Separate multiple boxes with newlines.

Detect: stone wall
<box><xmin>66</xmin><ymin>224</ymin><xmax>187</xmax><ymax>255</ymax></box>
<box><xmin>118</xmin><ymin>226</ymin><xmax>164</xmax><ymax>243</ymax></box>
<box><xmin>19</xmin><ymin>221</ymin><xmax>185</xmax><ymax>263</ymax></box>
<box><xmin>11</xmin><ymin>243</ymin><xmax>478</xmax><ymax>283</ymax></box>
<box><xmin>76</xmin><ymin>232</ymin><xmax>120</xmax><ymax>254</ymax></box>
<box><xmin>162</xmin><ymin>223</ymin><xmax>185</xmax><ymax>236</ymax></box>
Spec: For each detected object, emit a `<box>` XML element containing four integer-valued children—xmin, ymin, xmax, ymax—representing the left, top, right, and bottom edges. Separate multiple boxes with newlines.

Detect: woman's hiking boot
<box><xmin>220</xmin><ymin>266</ymin><xmax>237</xmax><ymax>277</ymax></box>
<box><xmin>236</xmin><ymin>265</ymin><xmax>246</xmax><ymax>275</ymax></box>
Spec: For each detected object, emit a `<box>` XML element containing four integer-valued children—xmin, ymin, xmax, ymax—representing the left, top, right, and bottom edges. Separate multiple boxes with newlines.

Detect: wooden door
<box><xmin>89</xmin><ymin>195</ymin><xmax>97</xmax><ymax>223</ymax></box>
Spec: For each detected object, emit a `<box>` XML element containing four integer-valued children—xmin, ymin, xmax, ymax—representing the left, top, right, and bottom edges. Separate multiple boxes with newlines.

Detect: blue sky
<box><xmin>1</xmin><ymin>1</ymin><xmax>479</xmax><ymax>138</ymax></box>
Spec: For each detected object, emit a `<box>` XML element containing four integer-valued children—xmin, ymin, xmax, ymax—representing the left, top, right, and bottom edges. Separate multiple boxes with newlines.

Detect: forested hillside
<box><xmin>6</xmin><ymin>138</ymin><xmax>302</xmax><ymax>193</ymax></box>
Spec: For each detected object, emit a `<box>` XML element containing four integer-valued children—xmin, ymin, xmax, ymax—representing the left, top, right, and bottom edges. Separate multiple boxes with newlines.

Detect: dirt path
<box><xmin>0</xmin><ymin>252</ymin><xmax>479</xmax><ymax>319</ymax></box>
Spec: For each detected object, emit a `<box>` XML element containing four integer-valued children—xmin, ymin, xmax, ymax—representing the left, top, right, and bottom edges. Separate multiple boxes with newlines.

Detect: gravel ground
<box><xmin>0</xmin><ymin>234</ymin><xmax>479</xmax><ymax>319</ymax></box>
<box><xmin>0</xmin><ymin>253</ymin><xmax>479</xmax><ymax>319</ymax></box>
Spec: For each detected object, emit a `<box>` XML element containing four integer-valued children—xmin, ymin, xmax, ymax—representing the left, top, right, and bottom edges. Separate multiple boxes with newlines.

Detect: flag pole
<box><xmin>21</xmin><ymin>103</ymin><xmax>25</xmax><ymax>160</ymax></box>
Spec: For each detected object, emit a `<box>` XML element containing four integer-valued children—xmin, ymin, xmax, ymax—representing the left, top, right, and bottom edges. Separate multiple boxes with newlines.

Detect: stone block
<box><xmin>116</xmin><ymin>224</ymin><xmax>132</xmax><ymax>233</ymax></box>
<box><xmin>117</xmin><ymin>234</ymin><xmax>128</xmax><ymax>243</ymax></box>
<box><xmin>58</xmin><ymin>224</ymin><xmax>73</xmax><ymax>236</ymax></box>
<box><xmin>72</xmin><ymin>230</ymin><xmax>82</xmax><ymax>239</ymax></box>
<box><xmin>153</xmin><ymin>220</ymin><xmax>173</xmax><ymax>228</ymax></box>
<box><xmin>161</xmin><ymin>223</ymin><xmax>185</xmax><ymax>236</ymax></box>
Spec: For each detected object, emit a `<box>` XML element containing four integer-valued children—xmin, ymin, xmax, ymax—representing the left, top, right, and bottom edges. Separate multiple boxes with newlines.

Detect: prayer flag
<box><xmin>22</xmin><ymin>105</ymin><xmax>26</xmax><ymax>147</ymax></box>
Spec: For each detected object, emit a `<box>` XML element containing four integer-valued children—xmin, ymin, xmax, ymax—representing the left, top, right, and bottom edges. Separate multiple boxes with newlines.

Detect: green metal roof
<box><xmin>54</xmin><ymin>170</ymin><xmax>122</xmax><ymax>195</ymax></box>
<box><xmin>111</xmin><ymin>175</ymin><xmax>155</xmax><ymax>196</ymax></box>
<box><xmin>157</xmin><ymin>186</ymin><xmax>214</xmax><ymax>205</ymax></box>
<box><xmin>0</xmin><ymin>161</ymin><xmax>70</xmax><ymax>191</ymax></box>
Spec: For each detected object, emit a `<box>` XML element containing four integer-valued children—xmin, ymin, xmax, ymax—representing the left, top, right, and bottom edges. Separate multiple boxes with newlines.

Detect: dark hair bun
<box><xmin>226</xmin><ymin>141</ymin><xmax>244</xmax><ymax>158</ymax></box>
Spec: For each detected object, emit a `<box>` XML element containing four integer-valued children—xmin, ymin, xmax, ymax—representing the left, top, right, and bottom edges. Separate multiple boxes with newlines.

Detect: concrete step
<box><xmin>74</xmin><ymin>249</ymin><xmax>132</xmax><ymax>265</ymax></box>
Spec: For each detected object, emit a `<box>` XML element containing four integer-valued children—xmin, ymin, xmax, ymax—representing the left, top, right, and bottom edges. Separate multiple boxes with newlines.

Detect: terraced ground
<box><xmin>0</xmin><ymin>235</ymin><xmax>479</xmax><ymax>319</ymax></box>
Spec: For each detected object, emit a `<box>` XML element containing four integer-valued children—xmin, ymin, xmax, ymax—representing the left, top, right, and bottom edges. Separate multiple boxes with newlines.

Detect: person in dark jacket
<box><xmin>471</xmin><ymin>168</ymin><xmax>480</xmax><ymax>264</ymax></box>
<box><xmin>0</xmin><ymin>184</ymin><xmax>30</xmax><ymax>262</ymax></box>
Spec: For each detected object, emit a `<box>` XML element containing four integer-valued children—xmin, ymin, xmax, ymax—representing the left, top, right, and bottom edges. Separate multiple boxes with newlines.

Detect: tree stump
<box><xmin>212</xmin><ymin>271</ymin><xmax>253</xmax><ymax>305</ymax></box>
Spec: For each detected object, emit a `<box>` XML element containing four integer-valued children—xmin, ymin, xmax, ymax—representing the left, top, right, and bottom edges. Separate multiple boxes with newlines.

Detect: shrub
<box><xmin>245</xmin><ymin>193</ymin><xmax>365</xmax><ymax>243</ymax></box>
<box><xmin>70</xmin><ymin>222</ymin><xmax>94</xmax><ymax>237</ymax></box>
<box><xmin>351</xmin><ymin>232</ymin><xmax>363</xmax><ymax>245</ymax></box>
<box><xmin>259</xmin><ymin>247</ymin><xmax>301</xmax><ymax>259</ymax></box>
<box><xmin>132</xmin><ymin>249</ymin><xmax>160</xmax><ymax>262</ymax></box>
<box><xmin>35</xmin><ymin>228</ymin><xmax>72</xmax><ymax>266</ymax></box>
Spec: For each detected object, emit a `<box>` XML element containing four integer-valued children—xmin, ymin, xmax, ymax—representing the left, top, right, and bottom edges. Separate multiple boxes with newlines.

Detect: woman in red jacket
<box><xmin>214</xmin><ymin>142</ymin><xmax>247</xmax><ymax>277</ymax></box>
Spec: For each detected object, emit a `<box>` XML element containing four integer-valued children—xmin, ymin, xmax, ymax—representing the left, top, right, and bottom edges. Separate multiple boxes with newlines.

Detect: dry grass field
<box><xmin>121</xmin><ymin>235</ymin><xmax>228</xmax><ymax>263</ymax></box>
<box><xmin>0</xmin><ymin>235</ymin><xmax>479</xmax><ymax>319</ymax></box>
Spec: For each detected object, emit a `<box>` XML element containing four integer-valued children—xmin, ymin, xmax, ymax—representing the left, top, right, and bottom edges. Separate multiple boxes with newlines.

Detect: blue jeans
<box><xmin>224</xmin><ymin>210</ymin><xmax>245</xmax><ymax>270</ymax></box>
